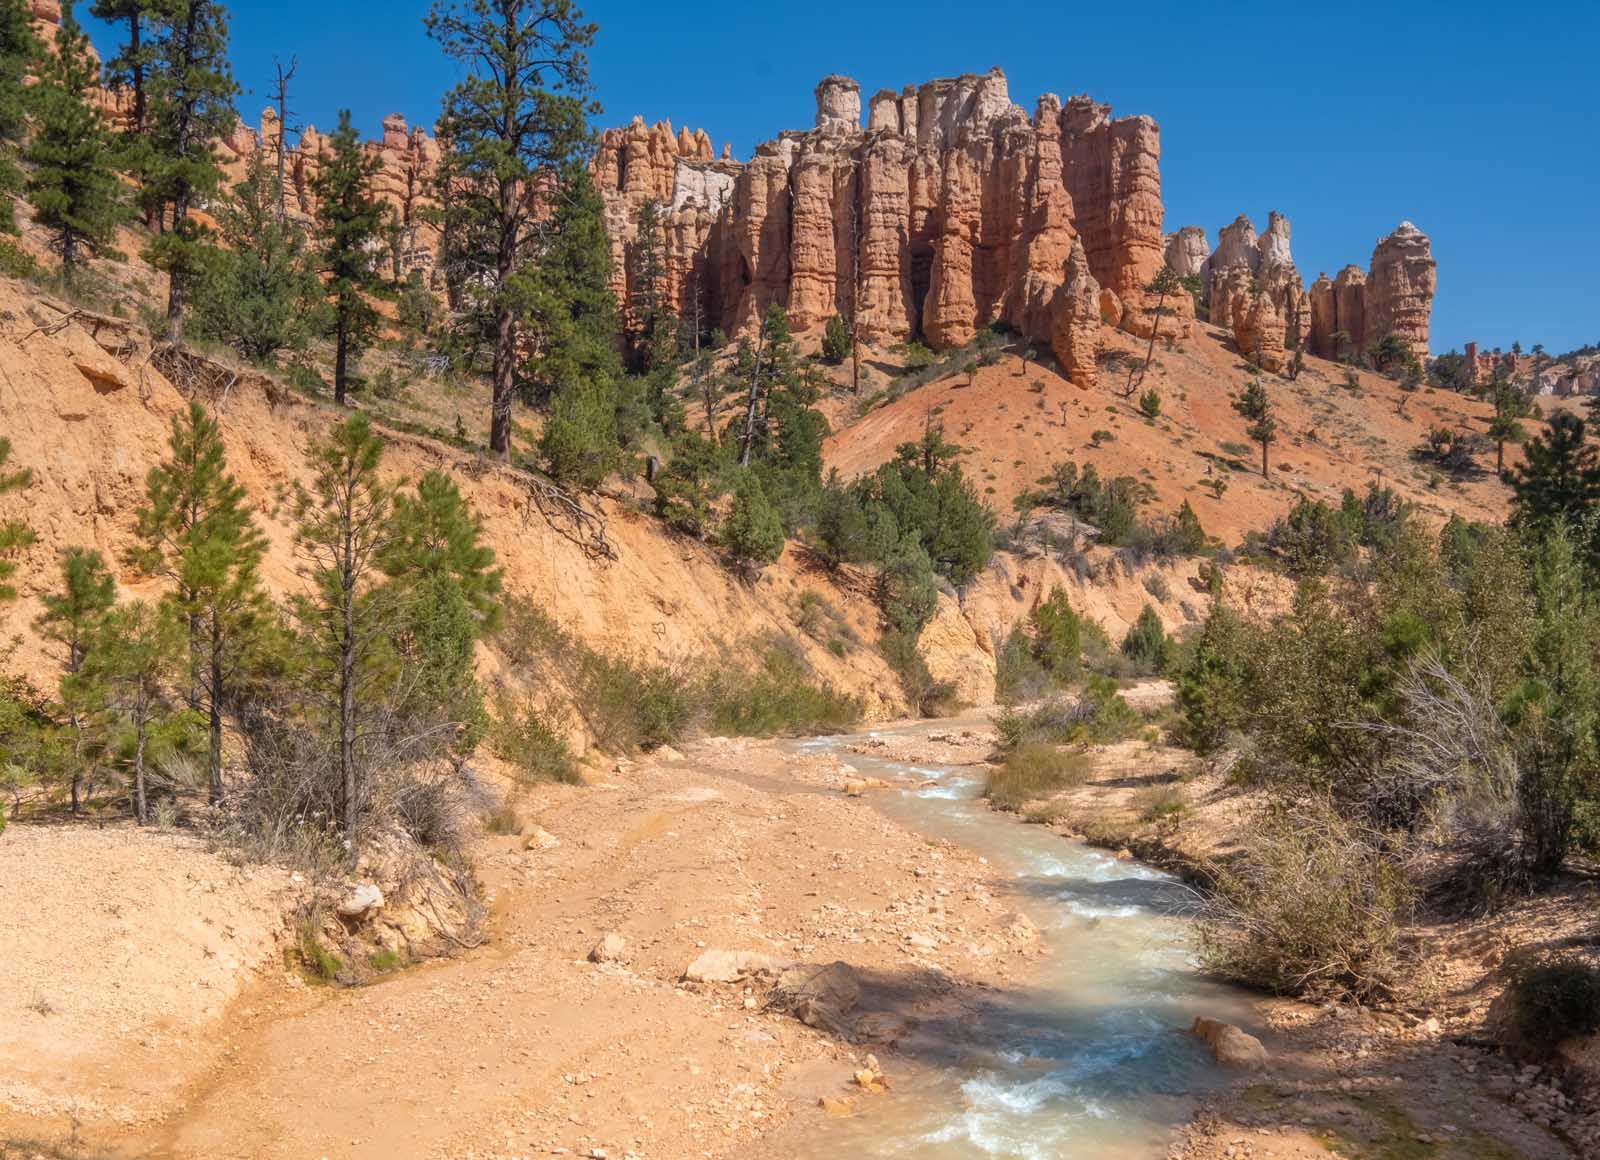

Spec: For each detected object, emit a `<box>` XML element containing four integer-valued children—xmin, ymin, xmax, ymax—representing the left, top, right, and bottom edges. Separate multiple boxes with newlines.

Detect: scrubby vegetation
<box><xmin>1179</xmin><ymin>493</ymin><xmax>1600</xmax><ymax>999</ymax></box>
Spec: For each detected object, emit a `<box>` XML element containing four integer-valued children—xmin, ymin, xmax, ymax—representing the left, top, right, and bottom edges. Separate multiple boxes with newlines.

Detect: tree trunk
<box><xmin>208</xmin><ymin>618</ymin><xmax>224</xmax><ymax>805</ymax></box>
<box><xmin>129</xmin><ymin>15</ymin><xmax>145</xmax><ymax>136</ymax></box>
<box><xmin>1130</xmin><ymin>289</ymin><xmax>1167</xmax><ymax>396</ymax></box>
<box><xmin>133</xmin><ymin>708</ymin><xmax>148</xmax><ymax>825</ymax></box>
<box><xmin>1261</xmin><ymin>441</ymin><xmax>1269</xmax><ymax>477</ymax></box>
<box><xmin>738</xmin><ymin>328</ymin><xmax>768</xmax><ymax>467</ymax></box>
<box><xmin>489</xmin><ymin>306</ymin><xmax>516</xmax><ymax>456</ymax></box>
<box><xmin>338</xmin><ymin>468</ymin><xmax>359</xmax><ymax>837</ymax></box>
<box><xmin>334</xmin><ymin>310</ymin><xmax>348</xmax><ymax>405</ymax></box>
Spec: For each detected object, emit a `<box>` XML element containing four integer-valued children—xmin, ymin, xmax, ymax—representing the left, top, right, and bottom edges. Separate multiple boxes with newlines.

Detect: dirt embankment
<box><xmin>1</xmin><ymin>735</ymin><xmax>1045</xmax><ymax>1160</ymax></box>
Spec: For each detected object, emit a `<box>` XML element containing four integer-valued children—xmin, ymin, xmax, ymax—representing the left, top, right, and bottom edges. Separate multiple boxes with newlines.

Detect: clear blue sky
<box><xmin>79</xmin><ymin>0</ymin><xmax>1599</xmax><ymax>356</ymax></box>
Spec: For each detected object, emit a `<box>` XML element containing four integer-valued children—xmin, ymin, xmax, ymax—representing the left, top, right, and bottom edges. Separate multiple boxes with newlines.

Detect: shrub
<box><xmin>1196</xmin><ymin>803</ymin><xmax>1414</xmax><ymax>1001</ymax></box>
<box><xmin>722</xmin><ymin>471</ymin><xmax>785</xmax><ymax>578</ymax></box>
<box><xmin>1120</xmin><ymin>605</ymin><xmax>1173</xmax><ymax>675</ymax></box>
<box><xmin>1176</xmin><ymin>604</ymin><xmax>1254</xmax><ymax>754</ymax></box>
<box><xmin>880</xmin><ymin>629</ymin><xmax>958</xmax><ymax>718</ymax></box>
<box><xmin>492</xmin><ymin>694</ymin><xmax>579</xmax><ymax>784</ymax></box>
<box><xmin>296</xmin><ymin>918</ymin><xmax>343</xmax><ymax>982</ymax></box>
<box><xmin>1138</xmin><ymin>388</ymin><xmax>1161</xmax><ymax>419</ymax></box>
<box><xmin>704</xmin><ymin>639</ymin><xmax>861</xmax><ymax>735</ymax></box>
<box><xmin>986</xmin><ymin>744</ymin><xmax>1090</xmax><ymax>812</ymax></box>
<box><xmin>481</xmin><ymin>800</ymin><xmax>523</xmax><ymax>835</ymax></box>
<box><xmin>821</xmin><ymin>313</ymin><xmax>851</xmax><ymax>364</ymax></box>
<box><xmin>994</xmin><ymin>624</ymin><xmax>1053</xmax><ymax>704</ymax></box>
<box><xmin>1029</xmin><ymin>586</ymin><xmax>1083</xmax><ymax>681</ymax></box>
<box><xmin>1505</xmin><ymin>954</ymin><xmax>1600</xmax><ymax>1053</ymax></box>
<box><xmin>1134</xmin><ymin>782</ymin><xmax>1185</xmax><ymax>823</ymax></box>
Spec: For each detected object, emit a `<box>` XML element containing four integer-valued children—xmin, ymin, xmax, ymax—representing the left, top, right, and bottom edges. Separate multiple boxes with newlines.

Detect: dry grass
<box><xmin>985</xmin><ymin>744</ymin><xmax>1090</xmax><ymax>812</ymax></box>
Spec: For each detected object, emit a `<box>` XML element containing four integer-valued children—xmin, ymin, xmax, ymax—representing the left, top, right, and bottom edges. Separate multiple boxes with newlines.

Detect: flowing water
<box><xmin>786</xmin><ymin>722</ymin><xmax>1257</xmax><ymax>1160</ymax></box>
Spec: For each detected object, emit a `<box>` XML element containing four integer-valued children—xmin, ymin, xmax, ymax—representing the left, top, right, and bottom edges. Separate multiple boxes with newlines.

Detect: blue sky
<box><xmin>79</xmin><ymin>0</ymin><xmax>1599</xmax><ymax>356</ymax></box>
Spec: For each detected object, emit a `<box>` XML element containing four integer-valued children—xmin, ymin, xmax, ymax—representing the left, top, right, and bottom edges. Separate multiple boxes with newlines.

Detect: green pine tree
<box><xmin>36</xmin><ymin>546</ymin><xmax>116</xmax><ymax>811</ymax></box>
<box><xmin>196</xmin><ymin>148</ymin><xmax>323</xmax><ymax>360</ymax></box>
<box><xmin>380</xmin><ymin>470</ymin><xmax>502</xmax><ymax>755</ymax></box>
<box><xmin>90</xmin><ymin>1</ymin><xmax>156</xmax><ymax>133</ymax></box>
<box><xmin>290</xmin><ymin>414</ymin><xmax>399</xmax><ymax>839</ymax></box>
<box><xmin>428</xmin><ymin>0</ymin><xmax>597</xmax><ymax>457</ymax></box>
<box><xmin>0</xmin><ymin>0</ymin><xmax>37</xmax><ymax>235</ymax></box>
<box><xmin>1233</xmin><ymin>378</ymin><xmax>1276</xmax><ymax>477</ymax></box>
<box><xmin>133</xmin><ymin>401</ymin><xmax>270</xmax><ymax>803</ymax></box>
<box><xmin>74</xmin><ymin>599</ymin><xmax>184</xmax><ymax>824</ymax></box>
<box><xmin>722</xmin><ymin>470</ymin><xmax>784</xmax><ymax>580</ymax></box>
<box><xmin>1509</xmin><ymin>411</ymin><xmax>1600</xmax><ymax>534</ymax></box>
<box><xmin>142</xmin><ymin>0</ymin><xmax>238</xmax><ymax>346</ymax></box>
<box><xmin>26</xmin><ymin>8</ymin><xmax>128</xmax><ymax>286</ymax></box>
<box><xmin>0</xmin><ymin>435</ymin><xmax>33</xmax><ymax>601</ymax></box>
<box><xmin>312</xmin><ymin>110</ymin><xmax>384</xmax><ymax>404</ymax></box>
<box><xmin>522</xmin><ymin>162</ymin><xmax>628</xmax><ymax>485</ymax></box>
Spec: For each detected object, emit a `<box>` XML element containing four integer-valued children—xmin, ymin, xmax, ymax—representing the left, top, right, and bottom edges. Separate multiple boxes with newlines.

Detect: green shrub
<box><xmin>1029</xmin><ymin>586</ymin><xmax>1083</xmax><ymax>681</ymax></box>
<box><xmin>1138</xmin><ymin>388</ymin><xmax>1161</xmax><ymax>419</ymax></box>
<box><xmin>1505</xmin><ymin>954</ymin><xmax>1600</xmax><ymax>1053</ymax></box>
<box><xmin>704</xmin><ymin>639</ymin><xmax>861</xmax><ymax>735</ymax></box>
<box><xmin>492</xmin><ymin>694</ymin><xmax>579</xmax><ymax>784</ymax></box>
<box><xmin>821</xmin><ymin>313</ymin><xmax>851</xmax><ymax>364</ymax></box>
<box><xmin>368</xmin><ymin>949</ymin><xmax>403</xmax><ymax>973</ymax></box>
<box><xmin>1176</xmin><ymin>604</ymin><xmax>1254</xmax><ymax>754</ymax></box>
<box><xmin>986</xmin><ymin>744</ymin><xmax>1090</xmax><ymax>812</ymax></box>
<box><xmin>880</xmin><ymin>629</ymin><xmax>958</xmax><ymax>718</ymax></box>
<box><xmin>994</xmin><ymin>624</ymin><xmax>1052</xmax><ymax>704</ymax></box>
<box><xmin>1120</xmin><ymin>605</ymin><xmax>1173</xmax><ymax>675</ymax></box>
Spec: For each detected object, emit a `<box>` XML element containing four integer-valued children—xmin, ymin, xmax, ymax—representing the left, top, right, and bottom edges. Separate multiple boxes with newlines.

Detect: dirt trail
<box><xmin>55</xmin><ymin>730</ymin><xmax>1039</xmax><ymax>1160</ymax></box>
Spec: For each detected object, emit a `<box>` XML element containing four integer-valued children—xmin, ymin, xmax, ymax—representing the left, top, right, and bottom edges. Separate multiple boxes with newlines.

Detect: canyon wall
<box><xmin>595</xmin><ymin>68</ymin><xmax>1186</xmax><ymax>383</ymax></box>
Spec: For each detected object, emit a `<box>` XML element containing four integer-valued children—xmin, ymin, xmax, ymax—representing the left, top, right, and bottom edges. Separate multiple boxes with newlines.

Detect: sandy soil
<box><xmin>1</xmin><ymin>734</ymin><xmax>1043</xmax><ymax>1160</ymax></box>
<box><xmin>0</xmin><ymin>827</ymin><xmax>296</xmax><ymax>1128</ymax></box>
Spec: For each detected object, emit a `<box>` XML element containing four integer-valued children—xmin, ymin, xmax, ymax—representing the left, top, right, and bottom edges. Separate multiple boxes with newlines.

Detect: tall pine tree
<box><xmin>290</xmin><ymin>414</ymin><xmax>399</xmax><ymax>838</ymax></box>
<box><xmin>143</xmin><ymin>0</ymin><xmax>237</xmax><ymax>346</ymax></box>
<box><xmin>36</xmin><ymin>546</ymin><xmax>116</xmax><ymax>811</ymax></box>
<box><xmin>0</xmin><ymin>0</ymin><xmax>37</xmax><ymax>234</ymax></box>
<box><xmin>520</xmin><ymin>161</ymin><xmax>627</xmax><ymax>487</ymax></box>
<box><xmin>27</xmin><ymin>7</ymin><xmax>128</xmax><ymax>286</ymax></box>
<box><xmin>428</xmin><ymin>0</ymin><xmax>597</xmax><ymax>457</ymax></box>
<box><xmin>312</xmin><ymin>110</ymin><xmax>384</xmax><ymax>404</ymax></box>
<box><xmin>133</xmin><ymin>402</ymin><xmax>270</xmax><ymax>803</ymax></box>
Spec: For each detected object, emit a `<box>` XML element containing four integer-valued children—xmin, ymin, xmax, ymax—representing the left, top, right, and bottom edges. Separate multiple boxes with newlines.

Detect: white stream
<box><xmin>784</xmin><ymin>722</ymin><xmax>1258</xmax><ymax>1160</ymax></box>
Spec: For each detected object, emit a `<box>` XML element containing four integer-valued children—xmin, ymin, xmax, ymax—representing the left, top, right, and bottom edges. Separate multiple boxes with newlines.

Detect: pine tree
<box><xmin>197</xmin><ymin>149</ymin><xmax>322</xmax><ymax>360</ymax></box>
<box><xmin>821</xmin><ymin>314</ymin><xmax>850</xmax><ymax>365</ymax></box>
<box><xmin>0</xmin><ymin>435</ymin><xmax>32</xmax><ymax>601</ymax></box>
<box><xmin>90</xmin><ymin>1</ymin><xmax>155</xmax><ymax>134</ymax></box>
<box><xmin>380</xmin><ymin>470</ymin><xmax>501</xmax><ymax>755</ymax></box>
<box><xmin>36</xmin><ymin>546</ymin><xmax>116</xmax><ymax>811</ymax></box>
<box><xmin>134</xmin><ymin>401</ymin><xmax>270</xmax><ymax>803</ymax></box>
<box><xmin>27</xmin><ymin>8</ymin><xmax>128</xmax><ymax>286</ymax></box>
<box><xmin>523</xmin><ymin>162</ymin><xmax>627</xmax><ymax>485</ymax></box>
<box><xmin>627</xmin><ymin>198</ymin><xmax>667</xmax><ymax>350</ymax></box>
<box><xmin>0</xmin><ymin>0</ymin><xmax>37</xmax><ymax>234</ymax></box>
<box><xmin>312</xmin><ymin>110</ymin><xmax>384</xmax><ymax>405</ymax></box>
<box><xmin>38</xmin><ymin>547</ymin><xmax>116</xmax><ymax>674</ymax></box>
<box><xmin>75</xmin><ymin>600</ymin><xmax>183</xmax><ymax>824</ymax></box>
<box><xmin>1488</xmin><ymin>382</ymin><xmax>1533</xmax><ymax>474</ymax></box>
<box><xmin>142</xmin><ymin>0</ymin><xmax>237</xmax><ymax>346</ymax></box>
<box><xmin>1509</xmin><ymin>411</ymin><xmax>1600</xmax><ymax>533</ymax></box>
<box><xmin>722</xmin><ymin>470</ymin><xmax>784</xmax><ymax>580</ymax></box>
<box><xmin>428</xmin><ymin>0</ymin><xmax>597</xmax><ymax>458</ymax></box>
<box><xmin>1121</xmin><ymin>604</ymin><xmax>1173</xmax><ymax>675</ymax></box>
<box><xmin>290</xmin><ymin>414</ymin><xmax>399</xmax><ymax>838</ymax></box>
<box><xmin>1233</xmin><ymin>378</ymin><xmax>1276</xmax><ymax>477</ymax></box>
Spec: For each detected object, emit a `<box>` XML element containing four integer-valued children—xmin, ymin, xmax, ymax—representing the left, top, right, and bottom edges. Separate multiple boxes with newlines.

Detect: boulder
<box><xmin>337</xmin><ymin>882</ymin><xmax>384</xmax><ymax>919</ymax></box>
<box><xmin>777</xmin><ymin>960</ymin><xmax>862</xmax><ymax>1033</ymax></box>
<box><xmin>588</xmin><ymin>932</ymin><xmax>628</xmax><ymax>964</ymax></box>
<box><xmin>1191</xmin><ymin>1016</ymin><xmax>1268</xmax><ymax>1069</ymax></box>
<box><xmin>523</xmin><ymin>826</ymin><xmax>560</xmax><ymax>851</ymax></box>
<box><xmin>682</xmin><ymin>948</ymin><xmax>793</xmax><ymax>984</ymax></box>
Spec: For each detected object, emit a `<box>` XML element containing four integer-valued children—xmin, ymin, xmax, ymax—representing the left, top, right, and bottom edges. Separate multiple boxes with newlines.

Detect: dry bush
<box><xmin>1196</xmin><ymin>800</ymin><xmax>1416</xmax><ymax>1002</ymax></box>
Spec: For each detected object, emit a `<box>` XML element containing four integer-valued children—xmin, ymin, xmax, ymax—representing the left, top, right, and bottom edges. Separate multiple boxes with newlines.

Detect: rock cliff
<box><xmin>594</xmin><ymin>68</ymin><xmax>1173</xmax><ymax>363</ymax></box>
